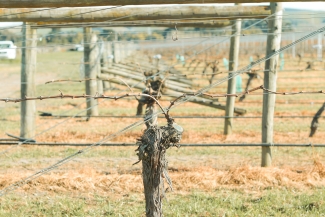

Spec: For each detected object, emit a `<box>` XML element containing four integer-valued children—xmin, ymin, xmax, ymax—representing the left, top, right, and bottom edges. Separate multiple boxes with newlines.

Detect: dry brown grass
<box><xmin>1</xmin><ymin>155</ymin><xmax>324</xmax><ymax>197</ymax></box>
<box><xmin>1</xmin><ymin>51</ymin><xmax>325</xmax><ymax>199</ymax></box>
<box><xmin>31</xmin><ymin>123</ymin><xmax>325</xmax><ymax>144</ymax></box>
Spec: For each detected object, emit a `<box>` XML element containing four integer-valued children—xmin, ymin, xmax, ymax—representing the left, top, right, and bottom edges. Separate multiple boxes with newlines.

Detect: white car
<box><xmin>69</xmin><ymin>44</ymin><xmax>84</xmax><ymax>52</ymax></box>
<box><xmin>0</xmin><ymin>41</ymin><xmax>17</xmax><ymax>59</ymax></box>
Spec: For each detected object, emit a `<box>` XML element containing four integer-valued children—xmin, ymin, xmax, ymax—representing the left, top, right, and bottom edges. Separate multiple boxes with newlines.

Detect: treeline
<box><xmin>0</xmin><ymin>20</ymin><xmax>294</xmax><ymax>46</ymax></box>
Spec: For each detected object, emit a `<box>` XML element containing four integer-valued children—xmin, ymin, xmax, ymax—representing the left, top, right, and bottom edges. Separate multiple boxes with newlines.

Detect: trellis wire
<box><xmin>14</xmin><ymin>12</ymin><xmax>325</xmax><ymax>29</ymax></box>
<box><xmin>0</xmin><ymin>142</ymin><xmax>324</xmax><ymax>147</ymax></box>
<box><xmin>0</xmin><ymin>22</ymin><xmax>324</xmax><ymax>197</ymax></box>
<box><xmin>2</xmin><ymin>85</ymin><xmax>325</xmax><ymax>103</ymax></box>
<box><xmin>36</xmin><ymin>115</ymin><xmax>325</xmax><ymax>119</ymax></box>
<box><xmin>0</xmin><ymin>12</ymin><xmax>317</xmax><ymax>152</ymax></box>
<box><xmin>0</xmin><ymin>11</ymin><xmax>276</xmax><ymax>155</ymax></box>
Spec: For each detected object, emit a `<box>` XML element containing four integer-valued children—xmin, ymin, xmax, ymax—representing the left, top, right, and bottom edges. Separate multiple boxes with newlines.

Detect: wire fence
<box><xmin>0</xmin><ymin>5</ymin><xmax>325</xmax><ymax>198</ymax></box>
<box><xmin>1</xmin><ymin>141</ymin><xmax>325</xmax><ymax>147</ymax></box>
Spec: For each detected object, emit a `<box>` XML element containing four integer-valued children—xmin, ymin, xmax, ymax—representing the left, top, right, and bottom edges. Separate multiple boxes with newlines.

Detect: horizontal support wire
<box><xmin>0</xmin><ymin>9</ymin><xmax>256</xmax><ymax>155</ymax></box>
<box><xmin>1</xmin><ymin>85</ymin><xmax>324</xmax><ymax>103</ymax></box>
<box><xmin>0</xmin><ymin>14</ymin><xmax>323</xmax><ymax>197</ymax></box>
<box><xmin>0</xmin><ymin>142</ymin><xmax>324</xmax><ymax>147</ymax></box>
<box><xmin>19</xmin><ymin>13</ymin><xmax>325</xmax><ymax>29</ymax></box>
<box><xmin>37</xmin><ymin>115</ymin><xmax>325</xmax><ymax>119</ymax></box>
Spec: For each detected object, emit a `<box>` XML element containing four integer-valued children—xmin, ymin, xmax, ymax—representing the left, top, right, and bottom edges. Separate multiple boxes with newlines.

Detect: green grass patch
<box><xmin>1</xmin><ymin>189</ymin><xmax>325</xmax><ymax>216</ymax></box>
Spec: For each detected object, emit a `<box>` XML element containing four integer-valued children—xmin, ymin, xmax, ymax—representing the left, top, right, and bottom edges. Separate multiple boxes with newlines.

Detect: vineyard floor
<box><xmin>0</xmin><ymin>51</ymin><xmax>325</xmax><ymax>216</ymax></box>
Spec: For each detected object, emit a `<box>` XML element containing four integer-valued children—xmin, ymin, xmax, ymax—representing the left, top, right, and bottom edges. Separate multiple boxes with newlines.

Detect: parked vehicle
<box><xmin>0</xmin><ymin>41</ymin><xmax>17</xmax><ymax>59</ymax></box>
<box><xmin>69</xmin><ymin>44</ymin><xmax>84</xmax><ymax>52</ymax></box>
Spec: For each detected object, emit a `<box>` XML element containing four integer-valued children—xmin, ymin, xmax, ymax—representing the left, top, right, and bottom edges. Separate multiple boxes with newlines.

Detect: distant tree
<box><xmin>242</xmin><ymin>19</ymin><xmax>268</xmax><ymax>33</ymax></box>
<box><xmin>282</xmin><ymin>22</ymin><xmax>293</xmax><ymax>32</ymax></box>
<box><xmin>0</xmin><ymin>30</ymin><xmax>20</xmax><ymax>44</ymax></box>
<box><xmin>98</xmin><ymin>29</ymin><xmax>115</xmax><ymax>41</ymax></box>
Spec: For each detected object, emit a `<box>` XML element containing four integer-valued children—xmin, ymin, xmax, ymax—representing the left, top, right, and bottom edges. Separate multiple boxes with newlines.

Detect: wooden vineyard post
<box><xmin>83</xmin><ymin>27</ymin><xmax>99</xmax><ymax>116</ymax></box>
<box><xmin>224</xmin><ymin>4</ymin><xmax>242</xmax><ymax>135</ymax></box>
<box><xmin>122</xmin><ymin>42</ymin><xmax>127</xmax><ymax>62</ymax></box>
<box><xmin>20</xmin><ymin>22</ymin><xmax>37</xmax><ymax>139</ymax></box>
<box><xmin>96</xmin><ymin>39</ymin><xmax>103</xmax><ymax>94</ymax></box>
<box><xmin>261</xmin><ymin>2</ymin><xmax>283</xmax><ymax>167</ymax></box>
<box><xmin>0</xmin><ymin>1</ymin><xmax>318</xmax><ymax>8</ymax></box>
<box><xmin>291</xmin><ymin>33</ymin><xmax>296</xmax><ymax>59</ymax></box>
<box><xmin>100</xmin><ymin>40</ymin><xmax>113</xmax><ymax>68</ymax></box>
<box><xmin>113</xmin><ymin>32</ymin><xmax>121</xmax><ymax>63</ymax></box>
<box><xmin>101</xmin><ymin>41</ymin><xmax>113</xmax><ymax>90</ymax></box>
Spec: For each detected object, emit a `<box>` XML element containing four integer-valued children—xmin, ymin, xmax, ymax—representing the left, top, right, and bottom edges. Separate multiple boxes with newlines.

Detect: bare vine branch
<box><xmin>45</xmin><ymin>77</ymin><xmax>134</xmax><ymax>94</ymax></box>
<box><xmin>1</xmin><ymin>85</ymin><xmax>324</xmax><ymax>104</ymax></box>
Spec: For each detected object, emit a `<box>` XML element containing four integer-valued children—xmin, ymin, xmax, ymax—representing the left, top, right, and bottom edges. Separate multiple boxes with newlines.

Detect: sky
<box><xmin>0</xmin><ymin>2</ymin><xmax>325</xmax><ymax>27</ymax></box>
<box><xmin>198</xmin><ymin>2</ymin><xmax>325</xmax><ymax>10</ymax></box>
<box><xmin>284</xmin><ymin>2</ymin><xmax>325</xmax><ymax>10</ymax></box>
<box><xmin>246</xmin><ymin>2</ymin><xmax>325</xmax><ymax>10</ymax></box>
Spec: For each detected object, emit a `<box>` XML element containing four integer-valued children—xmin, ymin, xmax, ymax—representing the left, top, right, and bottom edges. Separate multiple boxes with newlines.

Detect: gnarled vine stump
<box><xmin>135</xmin><ymin>122</ymin><xmax>183</xmax><ymax>217</ymax></box>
